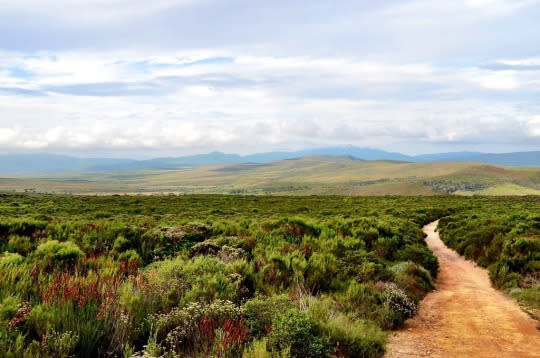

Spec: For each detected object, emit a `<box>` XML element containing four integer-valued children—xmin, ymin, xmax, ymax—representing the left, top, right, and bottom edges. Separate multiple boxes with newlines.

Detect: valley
<box><xmin>3</xmin><ymin>156</ymin><xmax>540</xmax><ymax>196</ymax></box>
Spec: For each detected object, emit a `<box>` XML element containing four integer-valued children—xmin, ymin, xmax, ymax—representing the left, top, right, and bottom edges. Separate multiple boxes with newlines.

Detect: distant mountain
<box><xmin>0</xmin><ymin>154</ymin><xmax>136</xmax><ymax>174</ymax></box>
<box><xmin>411</xmin><ymin>151</ymin><xmax>540</xmax><ymax>166</ymax></box>
<box><xmin>94</xmin><ymin>152</ymin><xmax>247</xmax><ymax>171</ymax></box>
<box><xmin>279</xmin><ymin>147</ymin><xmax>411</xmax><ymax>161</ymax></box>
<box><xmin>131</xmin><ymin>147</ymin><xmax>411</xmax><ymax>169</ymax></box>
<box><xmin>412</xmin><ymin>152</ymin><xmax>483</xmax><ymax>162</ymax></box>
<box><xmin>462</xmin><ymin>152</ymin><xmax>540</xmax><ymax>167</ymax></box>
<box><xmin>1</xmin><ymin>148</ymin><xmax>540</xmax><ymax>174</ymax></box>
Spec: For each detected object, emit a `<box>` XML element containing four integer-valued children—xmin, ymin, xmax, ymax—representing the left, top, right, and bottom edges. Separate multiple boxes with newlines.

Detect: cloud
<box><xmin>481</xmin><ymin>63</ymin><xmax>540</xmax><ymax>71</ymax></box>
<box><xmin>1</xmin><ymin>0</ymin><xmax>198</xmax><ymax>25</ymax></box>
<box><xmin>0</xmin><ymin>128</ymin><xmax>19</xmax><ymax>144</ymax></box>
<box><xmin>0</xmin><ymin>1</ymin><xmax>540</xmax><ymax>156</ymax></box>
<box><xmin>0</xmin><ymin>87</ymin><xmax>44</xmax><ymax>96</ymax></box>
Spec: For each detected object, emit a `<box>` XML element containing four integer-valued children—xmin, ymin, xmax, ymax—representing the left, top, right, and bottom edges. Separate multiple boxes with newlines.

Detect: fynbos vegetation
<box><xmin>0</xmin><ymin>194</ymin><xmax>537</xmax><ymax>357</ymax></box>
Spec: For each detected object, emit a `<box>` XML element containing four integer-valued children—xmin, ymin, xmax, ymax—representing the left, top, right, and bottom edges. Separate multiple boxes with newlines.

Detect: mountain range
<box><xmin>1</xmin><ymin>147</ymin><xmax>540</xmax><ymax>174</ymax></box>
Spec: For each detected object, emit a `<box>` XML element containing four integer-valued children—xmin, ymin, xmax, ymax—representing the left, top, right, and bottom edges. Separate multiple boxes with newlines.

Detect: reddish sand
<box><xmin>385</xmin><ymin>220</ymin><xmax>540</xmax><ymax>358</ymax></box>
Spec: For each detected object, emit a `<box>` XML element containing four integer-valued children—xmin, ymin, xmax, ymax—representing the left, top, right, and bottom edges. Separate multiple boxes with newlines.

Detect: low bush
<box><xmin>243</xmin><ymin>295</ymin><xmax>294</xmax><ymax>338</ymax></box>
<box><xmin>267</xmin><ymin>309</ymin><xmax>330</xmax><ymax>358</ymax></box>
<box><xmin>32</xmin><ymin>240</ymin><xmax>84</xmax><ymax>269</ymax></box>
<box><xmin>322</xmin><ymin>315</ymin><xmax>385</xmax><ymax>358</ymax></box>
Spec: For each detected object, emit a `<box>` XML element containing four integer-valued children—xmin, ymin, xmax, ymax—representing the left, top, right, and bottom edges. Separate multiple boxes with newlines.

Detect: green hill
<box><xmin>2</xmin><ymin>156</ymin><xmax>540</xmax><ymax>195</ymax></box>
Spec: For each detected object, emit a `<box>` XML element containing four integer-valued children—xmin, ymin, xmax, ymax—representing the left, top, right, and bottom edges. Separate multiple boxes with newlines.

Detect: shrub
<box><xmin>242</xmin><ymin>338</ymin><xmax>290</xmax><ymax>358</ymax></box>
<box><xmin>355</xmin><ymin>260</ymin><xmax>392</xmax><ymax>283</ymax></box>
<box><xmin>7</xmin><ymin>235</ymin><xmax>34</xmax><ymax>256</ymax></box>
<box><xmin>190</xmin><ymin>240</ymin><xmax>221</xmax><ymax>257</ymax></box>
<box><xmin>267</xmin><ymin>309</ymin><xmax>330</xmax><ymax>358</ymax></box>
<box><xmin>322</xmin><ymin>315</ymin><xmax>385</xmax><ymax>358</ymax></box>
<box><xmin>243</xmin><ymin>295</ymin><xmax>294</xmax><ymax>338</ymax></box>
<box><xmin>0</xmin><ymin>219</ymin><xmax>47</xmax><ymax>238</ymax></box>
<box><xmin>396</xmin><ymin>244</ymin><xmax>439</xmax><ymax>278</ymax></box>
<box><xmin>0</xmin><ymin>296</ymin><xmax>20</xmax><ymax>322</ymax></box>
<box><xmin>118</xmin><ymin>249</ymin><xmax>142</xmax><ymax>263</ymax></box>
<box><xmin>113</xmin><ymin>235</ymin><xmax>131</xmax><ymax>252</ymax></box>
<box><xmin>305</xmin><ymin>253</ymin><xmax>338</xmax><ymax>292</ymax></box>
<box><xmin>282</xmin><ymin>218</ymin><xmax>321</xmax><ymax>241</ymax></box>
<box><xmin>383</xmin><ymin>283</ymin><xmax>417</xmax><ymax>320</ymax></box>
<box><xmin>0</xmin><ymin>252</ymin><xmax>25</xmax><ymax>267</ymax></box>
<box><xmin>33</xmin><ymin>240</ymin><xmax>84</xmax><ymax>269</ymax></box>
<box><xmin>39</xmin><ymin>329</ymin><xmax>79</xmax><ymax>358</ymax></box>
<box><xmin>218</xmin><ymin>245</ymin><xmax>246</xmax><ymax>263</ymax></box>
<box><xmin>391</xmin><ymin>261</ymin><xmax>434</xmax><ymax>300</ymax></box>
<box><xmin>143</xmin><ymin>222</ymin><xmax>212</xmax><ymax>259</ymax></box>
<box><xmin>260</xmin><ymin>256</ymin><xmax>292</xmax><ymax>289</ymax></box>
<box><xmin>374</xmin><ymin>283</ymin><xmax>417</xmax><ymax>329</ymax></box>
<box><xmin>340</xmin><ymin>281</ymin><xmax>379</xmax><ymax>317</ymax></box>
<box><xmin>151</xmin><ymin>300</ymin><xmax>243</xmax><ymax>355</ymax></box>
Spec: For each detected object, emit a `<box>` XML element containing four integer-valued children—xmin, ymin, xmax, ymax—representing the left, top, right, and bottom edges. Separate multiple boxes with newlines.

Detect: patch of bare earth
<box><xmin>385</xmin><ymin>221</ymin><xmax>540</xmax><ymax>358</ymax></box>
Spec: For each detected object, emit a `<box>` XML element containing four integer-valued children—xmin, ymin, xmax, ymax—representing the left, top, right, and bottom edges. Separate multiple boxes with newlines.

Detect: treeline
<box><xmin>0</xmin><ymin>194</ymin><xmax>462</xmax><ymax>358</ymax></box>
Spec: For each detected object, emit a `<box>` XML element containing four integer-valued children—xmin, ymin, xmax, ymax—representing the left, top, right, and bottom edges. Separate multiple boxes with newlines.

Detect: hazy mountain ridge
<box><xmin>1</xmin><ymin>148</ymin><xmax>540</xmax><ymax>174</ymax></box>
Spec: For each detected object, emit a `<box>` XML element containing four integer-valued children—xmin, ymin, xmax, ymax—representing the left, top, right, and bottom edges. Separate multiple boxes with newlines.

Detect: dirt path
<box><xmin>385</xmin><ymin>220</ymin><xmax>540</xmax><ymax>358</ymax></box>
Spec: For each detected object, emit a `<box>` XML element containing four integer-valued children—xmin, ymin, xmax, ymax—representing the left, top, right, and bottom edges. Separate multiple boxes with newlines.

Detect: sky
<box><xmin>1</xmin><ymin>0</ymin><xmax>540</xmax><ymax>158</ymax></box>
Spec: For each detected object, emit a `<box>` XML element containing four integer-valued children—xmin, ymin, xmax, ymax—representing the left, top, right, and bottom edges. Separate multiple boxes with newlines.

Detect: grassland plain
<box><xmin>3</xmin><ymin>156</ymin><xmax>540</xmax><ymax>196</ymax></box>
<box><xmin>0</xmin><ymin>194</ymin><xmax>537</xmax><ymax>357</ymax></box>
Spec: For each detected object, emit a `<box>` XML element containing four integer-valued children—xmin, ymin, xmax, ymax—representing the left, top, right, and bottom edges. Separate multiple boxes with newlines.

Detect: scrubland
<box><xmin>0</xmin><ymin>194</ymin><xmax>536</xmax><ymax>357</ymax></box>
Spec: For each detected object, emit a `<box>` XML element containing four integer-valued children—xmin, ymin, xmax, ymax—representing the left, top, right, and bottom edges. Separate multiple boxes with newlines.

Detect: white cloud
<box><xmin>0</xmin><ymin>1</ymin><xmax>540</xmax><ymax>155</ymax></box>
<box><xmin>0</xmin><ymin>48</ymin><xmax>539</xmax><ymax>154</ymax></box>
<box><xmin>1</xmin><ymin>0</ymin><xmax>198</xmax><ymax>25</ymax></box>
<box><xmin>471</xmin><ymin>71</ymin><xmax>519</xmax><ymax>90</ymax></box>
<box><xmin>527</xmin><ymin>116</ymin><xmax>540</xmax><ymax>137</ymax></box>
<box><xmin>0</xmin><ymin>127</ymin><xmax>19</xmax><ymax>144</ymax></box>
<box><xmin>464</xmin><ymin>0</ymin><xmax>539</xmax><ymax>14</ymax></box>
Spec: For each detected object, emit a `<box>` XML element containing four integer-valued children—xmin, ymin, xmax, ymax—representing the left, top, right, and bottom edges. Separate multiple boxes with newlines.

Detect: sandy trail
<box><xmin>385</xmin><ymin>220</ymin><xmax>540</xmax><ymax>358</ymax></box>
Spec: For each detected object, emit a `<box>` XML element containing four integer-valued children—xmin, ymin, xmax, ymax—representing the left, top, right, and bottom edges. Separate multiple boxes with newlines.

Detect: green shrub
<box><xmin>306</xmin><ymin>253</ymin><xmax>339</xmax><ymax>292</ymax></box>
<box><xmin>0</xmin><ymin>252</ymin><xmax>25</xmax><ymax>267</ymax></box>
<box><xmin>33</xmin><ymin>240</ymin><xmax>84</xmax><ymax>269</ymax></box>
<box><xmin>267</xmin><ymin>309</ymin><xmax>330</xmax><ymax>358</ymax></box>
<box><xmin>118</xmin><ymin>249</ymin><xmax>142</xmax><ymax>266</ymax></box>
<box><xmin>244</xmin><ymin>295</ymin><xmax>294</xmax><ymax>338</ymax></box>
<box><xmin>391</xmin><ymin>261</ymin><xmax>434</xmax><ymax>300</ymax></box>
<box><xmin>0</xmin><ymin>296</ymin><xmax>20</xmax><ymax>322</ymax></box>
<box><xmin>6</xmin><ymin>235</ymin><xmax>34</xmax><ymax>256</ymax></box>
<box><xmin>260</xmin><ymin>256</ymin><xmax>293</xmax><ymax>289</ymax></box>
<box><xmin>396</xmin><ymin>244</ymin><xmax>439</xmax><ymax>278</ymax></box>
<box><xmin>340</xmin><ymin>281</ymin><xmax>379</xmax><ymax>317</ymax></box>
<box><xmin>322</xmin><ymin>315</ymin><xmax>385</xmax><ymax>358</ymax></box>
<box><xmin>113</xmin><ymin>235</ymin><xmax>131</xmax><ymax>252</ymax></box>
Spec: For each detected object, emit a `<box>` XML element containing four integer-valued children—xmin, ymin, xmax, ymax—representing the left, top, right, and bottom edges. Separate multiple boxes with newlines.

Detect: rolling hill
<box><xmin>2</xmin><ymin>147</ymin><xmax>540</xmax><ymax>174</ymax></box>
<box><xmin>3</xmin><ymin>155</ymin><xmax>540</xmax><ymax>196</ymax></box>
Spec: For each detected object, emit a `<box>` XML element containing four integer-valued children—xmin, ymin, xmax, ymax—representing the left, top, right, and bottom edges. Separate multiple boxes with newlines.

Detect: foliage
<box><xmin>267</xmin><ymin>309</ymin><xmax>330</xmax><ymax>358</ymax></box>
<box><xmin>33</xmin><ymin>240</ymin><xmax>84</xmax><ymax>269</ymax></box>
<box><xmin>0</xmin><ymin>193</ymin><xmax>498</xmax><ymax>357</ymax></box>
<box><xmin>438</xmin><ymin>201</ymin><xmax>540</xmax><ymax>311</ymax></box>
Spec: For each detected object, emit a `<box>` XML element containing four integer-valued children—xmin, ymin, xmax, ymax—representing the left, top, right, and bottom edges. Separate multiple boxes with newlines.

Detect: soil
<box><xmin>385</xmin><ymin>220</ymin><xmax>540</xmax><ymax>358</ymax></box>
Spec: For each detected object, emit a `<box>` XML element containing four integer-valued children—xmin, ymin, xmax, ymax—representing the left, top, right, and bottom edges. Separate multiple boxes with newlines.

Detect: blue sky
<box><xmin>1</xmin><ymin>0</ymin><xmax>540</xmax><ymax>157</ymax></box>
